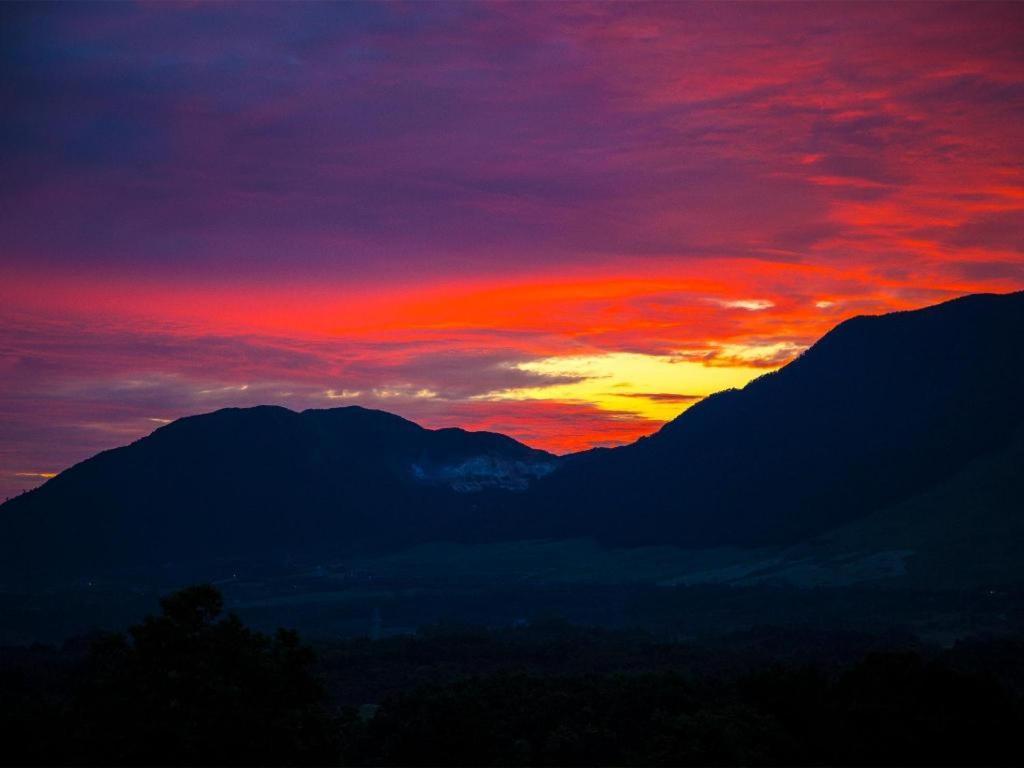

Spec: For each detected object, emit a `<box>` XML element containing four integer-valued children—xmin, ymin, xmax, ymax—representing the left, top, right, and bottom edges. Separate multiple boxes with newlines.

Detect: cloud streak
<box><xmin>1</xmin><ymin>1</ymin><xmax>1022</xmax><ymax>496</ymax></box>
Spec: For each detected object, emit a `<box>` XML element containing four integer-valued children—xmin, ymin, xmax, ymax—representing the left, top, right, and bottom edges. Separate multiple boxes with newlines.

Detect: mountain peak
<box><xmin>533</xmin><ymin>290</ymin><xmax>1024</xmax><ymax>548</ymax></box>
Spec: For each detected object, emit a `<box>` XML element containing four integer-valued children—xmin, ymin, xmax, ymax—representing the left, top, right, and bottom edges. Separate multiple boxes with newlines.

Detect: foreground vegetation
<box><xmin>3</xmin><ymin>586</ymin><xmax>1024</xmax><ymax>766</ymax></box>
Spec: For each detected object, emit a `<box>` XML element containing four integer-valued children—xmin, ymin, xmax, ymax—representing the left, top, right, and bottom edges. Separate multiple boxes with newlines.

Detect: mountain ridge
<box><xmin>0</xmin><ymin>404</ymin><xmax>557</xmax><ymax>585</ymax></box>
<box><xmin>523</xmin><ymin>290</ymin><xmax>1024</xmax><ymax>548</ymax></box>
<box><xmin>2</xmin><ymin>290</ymin><xmax>1022</xmax><ymax>588</ymax></box>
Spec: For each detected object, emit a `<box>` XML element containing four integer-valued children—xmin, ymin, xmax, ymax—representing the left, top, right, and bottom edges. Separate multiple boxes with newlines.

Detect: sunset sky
<box><xmin>2</xmin><ymin>1</ymin><xmax>1023</xmax><ymax>498</ymax></box>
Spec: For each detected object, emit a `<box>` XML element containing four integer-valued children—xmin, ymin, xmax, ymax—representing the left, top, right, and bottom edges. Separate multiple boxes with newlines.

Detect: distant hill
<box><xmin>528</xmin><ymin>291</ymin><xmax>1024</xmax><ymax>550</ymax></box>
<box><xmin>0</xmin><ymin>406</ymin><xmax>556</xmax><ymax>585</ymax></box>
<box><xmin>1</xmin><ymin>290</ymin><xmax>1022</xmax><ymax>589</ymax></box>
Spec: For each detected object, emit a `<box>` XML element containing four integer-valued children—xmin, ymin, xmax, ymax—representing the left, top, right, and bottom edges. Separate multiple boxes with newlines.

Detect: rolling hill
<box><xmin>0</xmin><ymin>406</ymin><xmax>556</xmax><ymax>585</ymax></box>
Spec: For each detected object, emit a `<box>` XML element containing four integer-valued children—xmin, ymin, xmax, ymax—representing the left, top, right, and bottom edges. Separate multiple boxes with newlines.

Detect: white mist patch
<box><xmin>411</xmin><ymin>455</ymin><xmax>558</xmax><ymax>493</ymax></box>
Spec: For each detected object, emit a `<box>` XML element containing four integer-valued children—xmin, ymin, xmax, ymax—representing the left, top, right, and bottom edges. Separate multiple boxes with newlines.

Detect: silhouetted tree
<box><xmin>69</xmin><ymin>585</ymin><xmax>336</xmax><ymax>765</ymax></box>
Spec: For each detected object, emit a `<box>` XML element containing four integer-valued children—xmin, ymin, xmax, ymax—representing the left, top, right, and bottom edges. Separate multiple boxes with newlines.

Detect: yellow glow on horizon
<box><xmin>476</xmin><ymin>348</ymin><xmax>798</xmax><ymax>421</ymax></box>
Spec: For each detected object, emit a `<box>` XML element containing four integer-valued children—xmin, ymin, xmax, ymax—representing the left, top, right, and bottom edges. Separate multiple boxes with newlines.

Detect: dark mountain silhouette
<box><xmin>526</xmin><ymin>291</ymin><xmax>1024</xmax><ymax>548</ymax></box>
<box><xmin>1</xmin><ymin>290</ymin><xmax>1022</xmax><ymax>587</ymax></box>
<box><xmin>792</xmin><ymin>419</ymin><xmax>1024</xmax><ymax>588</ymax></box>
<box><xmin>0</xmin><ymin>406</ymin><xmax>556</xmax><ymax>585</ymax></box>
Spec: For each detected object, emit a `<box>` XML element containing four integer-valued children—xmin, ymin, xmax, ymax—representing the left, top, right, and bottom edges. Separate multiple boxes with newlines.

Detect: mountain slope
<box><xmin>0</xmin><ymin>406</ymin><xmax>556</xmax><ymax>585</ymax></box>
<box><xmin>653</xmin><ymin>425</ymin><xmax>1024</xmax><ymax>590</ymax></box>
<box><xmin>1</xmin><ymin>291</ymin><xmax>1022</xmax><ymax>588</ymax></box>
<box><xmin>801</xmin><ymin>421</ymin><xmax>1024</xmax><ymax>588</ymax></box>
<box><xmin>526</xmin><ymin>290</ymin><xmax>1024</xmax><ymax>549</ymax></box>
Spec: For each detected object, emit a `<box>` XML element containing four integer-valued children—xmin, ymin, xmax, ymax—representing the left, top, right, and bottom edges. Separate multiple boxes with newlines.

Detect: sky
<box><xmin>1</xmin><ymin>1</ymin><xmax>1023</xmax><ymax>499</ymax></box>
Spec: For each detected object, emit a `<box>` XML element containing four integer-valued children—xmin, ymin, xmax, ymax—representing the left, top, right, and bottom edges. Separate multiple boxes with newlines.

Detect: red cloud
<box><xmin>1</xmin><ymin>2</ymin><xmax>1022</xmax><ymax>496</ymax></box>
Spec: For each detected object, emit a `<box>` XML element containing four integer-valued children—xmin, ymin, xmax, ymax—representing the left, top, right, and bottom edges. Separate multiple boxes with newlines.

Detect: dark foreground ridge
<box><xmin>1</xmin><ymin>290</ymin><xmax>1023</xmax><ymax>589</ymax></box>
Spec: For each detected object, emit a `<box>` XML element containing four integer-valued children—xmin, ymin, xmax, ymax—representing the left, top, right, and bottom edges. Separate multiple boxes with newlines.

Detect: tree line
<box><xmin>2</xmin><ymin>585</ymin><xmax>1023</xmax><ymax>765</ymax></box>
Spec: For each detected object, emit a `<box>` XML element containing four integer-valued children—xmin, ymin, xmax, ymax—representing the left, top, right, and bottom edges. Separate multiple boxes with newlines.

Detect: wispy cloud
<box><xmin>712</xmin><ymin>299</ymin><xmax>775</xmax><ymax>311</ymax></box>
<box><xmin>1</xmin><ymin>2</ymin><xmax>1022</xmax><ymax>496</ymax></box>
